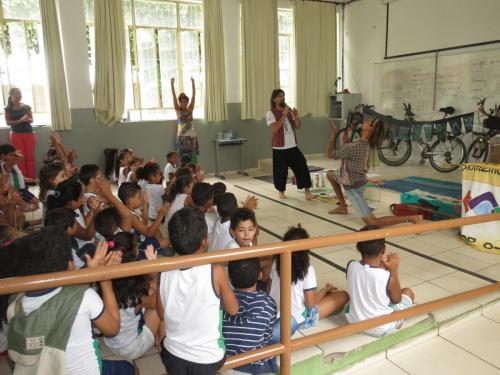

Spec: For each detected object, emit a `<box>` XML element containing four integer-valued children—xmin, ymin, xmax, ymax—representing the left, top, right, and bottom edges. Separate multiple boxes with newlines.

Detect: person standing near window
<box><xmin>4</xmin><ymin>87</ymin><xmax>36</xmax><ymax>179</ymax></box>
<box><xmin>171</xmin><ymin>77</ymin><xmax>199</xmax><ymax>165</ymax></box>
<box><xmin>267</xmin><ymin>89</ymin><xmax>314</xmax><ymax>201</ymax></box>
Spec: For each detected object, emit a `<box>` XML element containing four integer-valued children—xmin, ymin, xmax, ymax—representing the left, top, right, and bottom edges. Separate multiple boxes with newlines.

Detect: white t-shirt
<box><xmin>165</xmin><ymin>193</ymin><xmax>188</xmax><ymax>228</ymax></box>
<box><xmin>266</xmin><ymin>111</ymin><xmax>296</xmax><ymax>150</ymax></box>
<box><xmin>21</xmin><ymin>288</ymin><xmax>104</xmax><ymax>375</ymax></box>
<box><xmin>269</xmin><ymin>261</ymin><xmax>317</xmax><ymax>324</ymax></box>
<box><xmin>205</xmin><ymin>210</ymin><xmax>219</xmax><ymax>248</ymax></box>
<box><xmin>1</xmin><ymin>162</ymin><xmax>26</xmax><ymax>189</ymax></box>
<box><xmin>144</xmin><ymin>183</ymin><xmax>165</xmax><ymax>219</ymax></box>
<box><xmin>103</xmin><ymin>307</ymin><xmax>141</xmax><ymax>351</ymax></box>
<box><xmin>209</xmin><ymin>220</ymin><xmax>234</xmax><ymax>252</ymax></box>
<box><xmin>117</xmin><ymin>167</ymin><xmax>127</xmax><ymax>187</ymax></box>
<box><xmin>164</xmin><ymin>163</ymin><xmax>177</xmax><ymax>181</ymax></box>
<box><xmin>159</xmin><ymin>264</ymin><xmax>224</xmax><ymax>364</ymax></box>
<box><xmin>345</xmin><ymin>260</ymin><xmax>395</xmax><ymax>336</ymax></box>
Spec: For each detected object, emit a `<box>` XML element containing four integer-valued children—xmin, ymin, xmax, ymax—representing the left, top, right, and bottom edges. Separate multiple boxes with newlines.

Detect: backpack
<box><xmin>7</xmin><ymin>285</ymin><xmax>87</xmax><ymax>375</ymax></box>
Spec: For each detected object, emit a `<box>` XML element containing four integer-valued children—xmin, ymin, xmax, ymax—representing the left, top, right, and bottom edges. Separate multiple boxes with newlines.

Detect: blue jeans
<box><xmin>344</xmin><ymin>185</ymin><xmax>372</xmax><ymax>218</ymax></box>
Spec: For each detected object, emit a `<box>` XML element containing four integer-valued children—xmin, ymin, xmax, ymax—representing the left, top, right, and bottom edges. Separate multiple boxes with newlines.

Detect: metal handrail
<box><xmin>0</xmin><ymin>212</ymin><xmax>498</xmax><ymax>374</ymax></box>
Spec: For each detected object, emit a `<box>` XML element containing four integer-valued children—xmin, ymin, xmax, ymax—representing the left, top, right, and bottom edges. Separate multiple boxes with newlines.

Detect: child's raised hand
<box><xmin>381</xmin><ymin>252</ymin><xmax>400</xmax><ymax>273</ymax></box>
<box><xmin>88</xmin><ymin>196</ymin><xmax>105</xmax><ymax>214</ymax></box>
<box><xmin>145</xmin><ymin>244</ymin><xmax>157</xmax><ymax>261</ymax></box>
<box><xmin>104</xmin><ymin>250</ymin><xmax>123</xmax><ymax>266</ymax></box>
<box><xmin>243</xmin><ymin>195</ymin><xmax>258</xmax><ymax>211</ymax></box>
<box><xmin>85</xmin><ymin>242</ymin><xmax>109</xmax><ymax>268</ymax></box>
<box><xmin>95</xmin><ymin>178</ymin><xmax>112</xmax><ymax>198</ymax></box>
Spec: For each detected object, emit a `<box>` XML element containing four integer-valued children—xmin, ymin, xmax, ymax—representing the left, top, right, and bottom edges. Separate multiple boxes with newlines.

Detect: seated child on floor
<box><xmin>118</xmin><ymin>182</ymin><xmax>170</xmax><ymax>256</ymax></box>
<box><xmin>210</xmin><ymin>193</ymin><xmax>238</xmax><ymax>251</ymax></box>
<box><xmin>0</xmin><ymin>143</ymin><xmax>39</xmax><ymax>208</ymax></box>
<box><xmin>38</xmin><ymin>162</ymin><xmax>66</xmax><ymax>208</ymax></box>
<box><xmin>269</xmin><ymin>225</ymin><xmax>348</xmax><ymax>343</ymax></box>
<box><xmin>190</xmin><ymin>182</ymin><xmax>217</xmax><ymax>244</ymax></box>
<box><xmin>222</xmin><ymin>258</ymin><xmax>278</xmax><ymax>374</ymax></box>
<box><xmin>103</xmin><ymin>232</ymin><xmax>160</xmax><ymax>360</ymax></box>
<box><xmin>79</xmin><ymin>164</ymin><xmax>107</xmax><ymax>215</ymax></box>
<box><xmin>1</xmin><ymin>227</ymin><xmax>136</xmax><ymax>375</ymax></box>
<box><xmin>164</xmin><ymin>151</ymin><xmax>178</xmax><ymax>184</ymax></box>
<box><xmin>164</xmin><ymin>175</ymin><xmax>195</xmax><ymax>228</ymax></box>
<box><xmin>135</xmin><ymin>161</ymin><xmax>167</xmax><ymax>221</ymax></box>
<box><xmin>345</xmin><ymin>225</ymin><xmax>415</xmax><ymax>337</ymax></box>
<box><xmin>46</xmin><ymin>177</ymin><xmax>101</xmax><ymax>262</ymax></box>
<box><xmin>44</xmin><ymin>207</ymin><xmax>92</xmax><ymax>268</ymax></box>
<box><xmin>157</xmin><ymin>207</ymin><xmax>239</xmax><ymax>375</ymax></box>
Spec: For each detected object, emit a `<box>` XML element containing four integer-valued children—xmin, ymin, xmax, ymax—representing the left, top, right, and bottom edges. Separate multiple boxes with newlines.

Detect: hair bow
<box><xmin>107</xmin><ymin>241</ymin><xmax>115</xmax><ymax>249</ymax></box>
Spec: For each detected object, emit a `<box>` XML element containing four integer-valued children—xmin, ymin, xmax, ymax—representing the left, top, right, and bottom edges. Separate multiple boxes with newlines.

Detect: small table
<box><xmin>213</xmin><ymin>138</ymin><xmax>248</xmax><ymax>180</ymax></box>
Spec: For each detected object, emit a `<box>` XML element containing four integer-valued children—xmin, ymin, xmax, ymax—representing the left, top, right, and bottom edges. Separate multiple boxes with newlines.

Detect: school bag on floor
<box><xmin>7</xmin><ymin>285</ymin><xmax>87</xmax><ymax>375</ymax></box>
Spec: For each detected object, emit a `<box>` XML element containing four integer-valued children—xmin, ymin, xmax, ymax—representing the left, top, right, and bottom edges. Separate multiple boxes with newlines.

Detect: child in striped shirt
<box><xmin>223</xmin><ymin>258</ymin><xmax>278</xmax><ymax>374</ymax></box>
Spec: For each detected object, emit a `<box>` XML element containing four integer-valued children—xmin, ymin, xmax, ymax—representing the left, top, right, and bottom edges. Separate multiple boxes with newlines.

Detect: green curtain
<box><xmin>94</xmin><ymin>0</ymin><xmax>125</xmax><ymax>125</ymax></box>
<box><xmin>39</xmin><ymin>0</ymin><xmax>71</xmax><ymax>130</ymax></box>
<box><xmin>204</xmin><ymin>0</ymin><xmax>227</xmax><ymax>122</ymax></box>
<box><xmin>295</xmin><ymin>0</ymin><xmax>336</xmax><ymax>116</ymax></box>
<box><xmin>241</xmin><ymin>0</ymin><xmax>279</xmax><ymax>120</ymax></box>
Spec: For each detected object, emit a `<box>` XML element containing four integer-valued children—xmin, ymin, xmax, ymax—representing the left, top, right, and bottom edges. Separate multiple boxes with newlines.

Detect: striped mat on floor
<box><xmin>381</xmin><ymin>176</ymin><xmax>462</xmax><ymax>199</ymax></box>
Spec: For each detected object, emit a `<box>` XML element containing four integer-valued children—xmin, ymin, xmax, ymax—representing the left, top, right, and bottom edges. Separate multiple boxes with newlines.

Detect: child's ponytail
<box><xmin>46</xmin><ymin>177</ymin><xmax>82</xmax><ymax>212</ymax></box>
<box><xmin>166</xmin><ymin>175</ymin><xmax>194</xmax><ymax>203</ymax></box>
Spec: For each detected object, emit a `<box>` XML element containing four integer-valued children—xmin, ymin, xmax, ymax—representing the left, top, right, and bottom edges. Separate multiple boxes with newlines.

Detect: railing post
<box><xmin>280</xmin><ymin>249</ymin><xmax>292</xmax><ymax>375</ymax></box>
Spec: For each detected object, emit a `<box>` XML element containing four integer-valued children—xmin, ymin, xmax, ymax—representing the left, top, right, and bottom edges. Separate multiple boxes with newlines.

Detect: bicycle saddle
<box><xmin>439</xmin><ymin>106</ymin><xmax>455</xmax><ymax>115</ymax></box>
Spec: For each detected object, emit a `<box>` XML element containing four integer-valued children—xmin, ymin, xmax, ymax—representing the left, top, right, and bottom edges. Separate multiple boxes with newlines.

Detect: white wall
<box><xmin>343</xmin><ymin>0</ymin><xmax>386</xmax><ymax>104</ymax></box>
<box><xmin>343</xmin><ymin>0</ymin><xmax>500</xmax><ymax>105</ymax></box>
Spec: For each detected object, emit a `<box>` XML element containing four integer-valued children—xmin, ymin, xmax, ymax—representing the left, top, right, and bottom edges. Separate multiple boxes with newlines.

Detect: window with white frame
<box><xmin>0</xmin><ymin>0</ymin><xmax>51</xmax><ymax>125</ymax></box>
<box><xmin>278</xmin><ymin>8</ymin><xmax>294</xmax><ymax>107</ymax></box>
<box><xmin>85</xmin><ymin>0</ymin><xmax>204</xmax><ymax>121</ymax></box>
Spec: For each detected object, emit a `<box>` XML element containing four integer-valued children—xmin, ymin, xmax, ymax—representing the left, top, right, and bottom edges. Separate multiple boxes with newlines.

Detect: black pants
<box><xmin>272</xmin><ymin>147</ymin><xmax>312</xmax><ymax>192</ymax></box>
<box><xmin>160</xmin><ymin>345</ymin><xmax>225</xmax><ymax>375</ymax></box>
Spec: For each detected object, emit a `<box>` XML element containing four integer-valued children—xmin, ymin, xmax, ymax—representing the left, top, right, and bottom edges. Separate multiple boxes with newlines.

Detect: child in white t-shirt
<box><xmin>345</xmin><ymin>225</ymin><xmax>416</xmax><ymax>337</ymax></box>
<box><xmin>104</xmin><ymin>232</ymin><xmax>160</xmax><ymax>360</ymax></box>
<box><xmin>1</xmin><ymin>227</ymin><xmax>135</xmax><ymax>375</ymax></box>
<box><xmin>164</xmin><ymin>151</ymin><xmax>178</xmax><ymax>184</ymax></box>
<box><xmin>210</xmin><ymin>193</ymin><xmax>238</xmax><ymax>251</ymax></box>
<box><xmin>135</xmin><ymin>161</ymin><xmax>167</xmax><ymax>220</ymax></box>
<box><xmin>158</xmin><ymin>207</ymin><xmax>239</xmax><ymax>375</ymax></box>
<box><xmin>164</xmin><ymin>175</ymin><xmax>195</xmax><ymax>228</ymax></box>
<box><xmin>269</xmin><ymin>225</ymin><xmax>348</xmax><ymax>343</ymax></box>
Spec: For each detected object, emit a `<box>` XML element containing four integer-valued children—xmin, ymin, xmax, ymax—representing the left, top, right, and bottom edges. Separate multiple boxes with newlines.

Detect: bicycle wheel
<box><xmin>334</xmin><ymin>128</ymin><xmax>361</xmax><ymax>148</ymax></box>
<box><xmin>378</xmin><ymin>135</ymin><xmax>412</xmax><ymax>166</ymax></box>
<box><xmin>466</xmin><ymin>136</ymin><xmax>489</xmax><ymax>163</ymax></box>
<box><xmin>429</xmin><ymin>136</ymin><xmax>466</xmax><ymax>173</ymax></box>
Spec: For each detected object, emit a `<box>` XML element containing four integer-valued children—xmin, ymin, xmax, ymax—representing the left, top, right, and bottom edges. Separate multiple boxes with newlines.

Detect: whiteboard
<box><xmin>435</xmin><ymin>48</ymin><xmax>500</xmax><ymax>114</ymax></box>
<box><xmin>373</xmin><ymin>47</ymin><xmax>500</xmax><ymax>120</ymax></box>
<box><xmin>374</xmin><ymin>55</ymin><xmax>436</xmax><ymax>120</ymax></box>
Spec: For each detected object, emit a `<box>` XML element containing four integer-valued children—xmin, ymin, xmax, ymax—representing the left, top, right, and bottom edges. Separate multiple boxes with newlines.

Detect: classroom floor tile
<box><xmin>440</xmin><ymin>316</ymin><xmax>500</xmax><ymax>368</ymax></box>
<box><xmin>337</xmin><ymin>359</ymin><xmax>409</xmax><ymax>375</ymax></box>
<box><xmin>389</xmin><ymin>336</ymin><xmax>499</xmax><ymax>375</ymax></box>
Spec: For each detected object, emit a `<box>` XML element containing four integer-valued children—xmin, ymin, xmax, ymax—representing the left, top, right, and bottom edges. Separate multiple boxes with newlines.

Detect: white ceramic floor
<box><xmin>1</xmin><ymin>161</ymin><xmax>498</xmax><ymax>375</ymax></box>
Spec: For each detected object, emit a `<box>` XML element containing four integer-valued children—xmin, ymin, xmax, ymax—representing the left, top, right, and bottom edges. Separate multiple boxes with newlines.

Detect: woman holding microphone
<box><xmin>267</xmin><ymin>89</ymin><xmax>314</xmax><ymax>201</ymax></box>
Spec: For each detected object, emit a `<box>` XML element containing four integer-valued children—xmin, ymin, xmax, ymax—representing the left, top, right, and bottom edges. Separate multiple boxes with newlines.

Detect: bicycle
<box><xmin>377</xmin><ymin>105</ymin><xmax>466</xmax><ymax>173</ymax></box>
<box><xmin>466</xmin><ymin>99</ymin><xmax>500</xmax><ymax>162</ymax></box>
<box><xmin>335</xmin><ymin>104</ymin><xmax>467</xmax><ymax>173</ymax></box>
